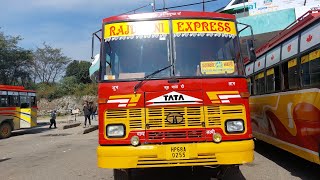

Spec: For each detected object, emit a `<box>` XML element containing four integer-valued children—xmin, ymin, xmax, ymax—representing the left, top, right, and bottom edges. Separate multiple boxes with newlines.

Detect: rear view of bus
<box><xmin>96</xmin><ymin>11</ymin><xmax>254</xmax><ymax>178</ymax></box>
<box><xmin>0</xmin><ymin>85</ymin><xmax>37</xmax><ymax>138</ymax></box>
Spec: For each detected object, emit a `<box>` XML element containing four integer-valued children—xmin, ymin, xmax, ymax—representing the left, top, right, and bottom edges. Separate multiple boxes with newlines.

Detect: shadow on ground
<box><xmin>254</xmin><ymin>140</ymin><xmax>319</xmax><ymax>180</ymax></box>
<box><xmin>12</xmin><ymin>127</ymin><xmax>54</xmax><ymax>137</ymax></box>
<box><xmin>130</xmin><ymin>166</ymin><xmax>246</xmax><ymax>180</ymax></box>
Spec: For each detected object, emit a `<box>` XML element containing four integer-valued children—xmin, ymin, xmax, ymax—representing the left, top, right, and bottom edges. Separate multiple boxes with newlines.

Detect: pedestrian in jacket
<box><xmin>83</xmin><ymin>101</ymin><xmax>92</xmax><ymax>128</ymax></box>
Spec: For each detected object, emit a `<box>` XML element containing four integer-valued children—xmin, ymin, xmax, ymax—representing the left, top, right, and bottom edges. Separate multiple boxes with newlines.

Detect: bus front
<box><xmin>97</xmin><ymin>11</ymin><xmax>254</xmax><ymax>175</ymax></box>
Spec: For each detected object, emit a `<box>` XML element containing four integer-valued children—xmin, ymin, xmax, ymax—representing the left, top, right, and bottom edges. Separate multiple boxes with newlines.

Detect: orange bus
<box><xmin>94</xmin><ymin>11</ymin><xmax>255</xmax><ymax>179</ymax></box>
<box><xmin>245</xmin><ymin>9</ymin><xmax>320</xmax><ymax>165</ymax></box>
<box><xmin>0</xmin><ymin>85</ymin><xmax>37</xmax><ymax>138</ymax></box>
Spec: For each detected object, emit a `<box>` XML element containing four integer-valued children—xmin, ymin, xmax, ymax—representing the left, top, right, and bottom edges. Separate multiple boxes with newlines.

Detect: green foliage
<box><xmin>36</xmin><ymin>77</ymin><xmax>97</xmax><ymax>101</ymax></box>
<box><xmin>32</xmin><ymin>43</ymin><xmax>71</xmax><ymax>83</ymax></box>
<box><xmin>0</xmin><ymin>31</ymin><xmax>33</xmax><ymax>86</ymax></box>
<box><xmin>65</xmin><ymin>60</ymin><xmax>92</xmax><ymax>84</ymax></box>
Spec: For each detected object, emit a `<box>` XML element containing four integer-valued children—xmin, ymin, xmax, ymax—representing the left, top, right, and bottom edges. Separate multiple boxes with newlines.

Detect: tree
<box><xmin>65</xmin><ymin>60</ymin><xmax>92</xmax><ymax>84</ymax></box>
<box><xmin>32</xmin><ymin>43</ymin><xmax>71</xmax><ymax>84</ymax></box>
<box><xmin>0</xmin><ymin>31</ymin><xmax>33</xmax><ymax>87</ymax></box>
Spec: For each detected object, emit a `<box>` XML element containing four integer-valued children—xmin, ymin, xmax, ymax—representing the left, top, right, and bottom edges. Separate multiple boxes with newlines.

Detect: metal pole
<box><xmin>203</xmin><ymin>0</ymin><xmax>205</xmax><ymax>11</ymax></box>
<box><xmin>152</xmin><ymin>0</ymin><xmax>156</xmax><ymax>11</ymax></box>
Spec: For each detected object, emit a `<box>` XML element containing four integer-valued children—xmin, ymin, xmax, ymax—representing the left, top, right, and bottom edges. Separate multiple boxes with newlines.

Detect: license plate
<box><xmin>166</xmin><ymin>145</ymin><xmax>190</xmax><ymax>160</ymax></box>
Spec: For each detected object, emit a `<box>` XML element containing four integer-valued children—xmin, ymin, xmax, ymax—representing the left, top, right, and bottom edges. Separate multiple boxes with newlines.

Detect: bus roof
<box><xmin>254</xmin><ymin>8</ymin><xmax>320</xmax><ymax>59</ymax></box>
<box><xmin>103</xmin><ymin>11</ymin><xmax>236</xmax><ymax>23</ymax></box>
<box><xmin>0</xmin><ymin>85</ymin><xmax>36</xmax><ymax>93</ymax></box>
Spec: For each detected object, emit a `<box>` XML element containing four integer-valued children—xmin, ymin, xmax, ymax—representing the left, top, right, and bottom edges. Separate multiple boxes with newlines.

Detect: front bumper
<box><xmin>97</xmin><ymin>140</ymin><xmax>254</xmax><ymax>169</ymax></box>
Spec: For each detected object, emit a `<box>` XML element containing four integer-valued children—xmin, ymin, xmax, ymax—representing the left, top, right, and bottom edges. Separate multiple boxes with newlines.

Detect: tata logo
<box><xmin>166</xmin><ymin>113</ymin><xmax>184</xmax><ymax>124</ymax></box>
<box><xmin>164</xmin><ymin>94</ymin><xmax>184</xmax><ymax>101</ymax></box>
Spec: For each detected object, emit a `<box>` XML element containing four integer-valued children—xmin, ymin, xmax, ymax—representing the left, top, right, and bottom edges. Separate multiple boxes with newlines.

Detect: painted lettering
<box><xmin>109</xmin><ymin>26</ymin><xmax>116</xmax><ymax>36</ymax></box>
<box><xmin>202</xmin><ymin>22</ymin><xmax>209</xmax><ymax>31</ymax></box>
<box><xmin>177</xmin><ymin>22</ymin><xmax>184</xmax><ymax>32</ymax></box>
<box><xmin>225</xmin><ymin>22</ymin><xmax>231</xmax><ymax>32</ymax></box>
<box><xmin>194</xmin><ymin>22</ymin><xmax>201</xmax><ymax>31</ymax></box>
<box><xmin>209</xmin><ymin>22</ymin><xmax>217</xmax><ymax>31</ymax></box>
<box><xmin>217</xmin><ymin>22</ymin><xmax>224</xmax><ymax>32</ymax></box>
<box><xmin>185</xmin><ymin>22</ymin><xmax>193</xmax><ymax>31</ymax></box>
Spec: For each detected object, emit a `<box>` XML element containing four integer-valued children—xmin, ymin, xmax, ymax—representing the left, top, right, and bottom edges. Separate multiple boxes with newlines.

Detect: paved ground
<box><xmin>0</xmin><ymin>116</ymin><xmax>319</xmax><ymax>180</ymax></box>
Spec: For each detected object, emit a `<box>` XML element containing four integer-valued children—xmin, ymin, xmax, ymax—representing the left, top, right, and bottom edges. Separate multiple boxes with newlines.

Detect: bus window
<box><xmin>309</xmin><ymin>49</ymin><xmax>320</xmax><ymax>86</ymax></box>
<box><xmin>287</xmin><ymin>58</ymin><xmax>299</xmax><ymax>89</ymax></box>
<box><xmin>266</xmin><ymin>68</ymin><xmax>274</xmax><ymax>92</ymax></box>
<box><xmin>8</xmin><ymin>95</ymin><xmax>19</xmax><ymax>107</ymax></box>
<box><xmin>0</xmin><ymin>95</ymin><xmax>8</xmax><ymax>107</ymax></box>
<box><xmin>20</xmin><ymin>94</ymin><xmax>30</xmax><ymax>108</ymax></box>
<box><xmin>30</xmin><ymin>96</ymin><xmax>37</xmax><ymax>107</ymax></box>
<box><xmin>254</xmin><ymin>72</ymin><xmax>265</xmax><ymax>95</ymax></box>
<box><xmin>301</xmin><ymin>54</ymin><xmax>310</xmax><ymax>86</ymax></box>
<box><xmin>281</xmin><ymin>62</ymin><xmax>289</xmax><ymax>90</ymax></box>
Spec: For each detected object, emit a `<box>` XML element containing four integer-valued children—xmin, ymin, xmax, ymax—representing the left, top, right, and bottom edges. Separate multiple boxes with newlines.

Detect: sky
<box><xmin>0</xmin><ymin>0</ymin><xmax>230</xmax><ymax>61</ymax></box>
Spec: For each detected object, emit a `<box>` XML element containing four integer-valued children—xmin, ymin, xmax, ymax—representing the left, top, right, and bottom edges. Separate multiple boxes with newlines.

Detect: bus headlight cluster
<box><xmin>106</xmin><ymin>124</ymin><xmax>125</xmax><ymax>137</ymax></box>
<box><xmin>225</xmin><ymin>120</ymin><xmax>244</xmax><ymax>133</ymax></box>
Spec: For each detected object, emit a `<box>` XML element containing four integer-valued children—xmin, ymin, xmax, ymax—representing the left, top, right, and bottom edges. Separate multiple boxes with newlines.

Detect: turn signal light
<box><xmin>240</xmin><ymin>92</ymin><xmax>250</xmax><ymax>98</ymax></box>
<box><xmin>213</xmin><ymin>133</ymin><xmax>222</xmax><ymax>143</ymax></box>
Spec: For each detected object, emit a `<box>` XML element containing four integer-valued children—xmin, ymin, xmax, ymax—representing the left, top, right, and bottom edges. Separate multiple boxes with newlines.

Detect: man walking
<box><xmin>83</xmin><ymin>101</ymin><xmax>92</xmax><ymax>128</ymax></box>
<box><xmin>49</xmin><ymin>110</ymin><xmax>57</xmax><ymax>129</ymax></box>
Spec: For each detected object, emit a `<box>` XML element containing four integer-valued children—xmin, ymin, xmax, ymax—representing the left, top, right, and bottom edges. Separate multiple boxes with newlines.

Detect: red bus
<box><xmin>94</xmin><ymin>11</ymin><xmax>255</xmax><ymax>179</ymax></box>
<box><xmin>245</xmin><ymin>8</ymin><xmax>320</xmax><ymax>165</ymax></box>
<box><xmin>0</xmin><ymin>85</ymin><xmax>37</xmax><ymax>138</ymax></box>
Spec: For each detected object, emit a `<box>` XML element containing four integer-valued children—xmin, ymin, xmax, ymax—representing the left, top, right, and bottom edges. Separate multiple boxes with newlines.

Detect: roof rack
<box><xmin>255</xmin><ymin>7</ymin><xmax>320</xmax><ymax>56</ymax></box>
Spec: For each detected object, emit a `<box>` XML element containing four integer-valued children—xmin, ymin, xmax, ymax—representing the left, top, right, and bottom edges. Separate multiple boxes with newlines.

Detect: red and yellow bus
<box><xmin>95</xmin><ymin>11</ymin><xmax>255</xmax><ymax>179</ymax></box>
<box><xmin>245</xmin><ymin>9</ymin><xmax>320</xmax><ymax>165</ymax></box>
<box><xmin>0</xmin><ymin>85</ymin><xmax>37</xmax><ymax>138</ymax></box>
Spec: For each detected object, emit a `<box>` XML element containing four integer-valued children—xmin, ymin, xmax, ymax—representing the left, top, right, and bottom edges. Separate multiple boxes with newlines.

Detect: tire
<box><xmin>113</xmin><ymin>169</ymin><xmax>131</xmax><ymax>180</ymax></box>
<box><xmin>0</xmin><ymin>123</ymin><xmax>12</xmax><ymax>139</ymax></box>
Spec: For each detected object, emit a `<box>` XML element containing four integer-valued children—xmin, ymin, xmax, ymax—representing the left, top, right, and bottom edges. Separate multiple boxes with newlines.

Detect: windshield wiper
<box><xmin>133</xmin><ymin>64</ymin><xmax>173</xmax><ymax>93</ymax></box>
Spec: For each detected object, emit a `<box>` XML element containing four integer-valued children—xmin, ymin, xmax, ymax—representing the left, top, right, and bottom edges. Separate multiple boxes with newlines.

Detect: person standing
<box><xmin>49</xmin><ymin>110</ymin><xmax>57</xmax><ymax>129</ymax></box>
<box><xmin>90</xmin><ymin>102</ymin><xmax>97</xmax><ymax>121</ymax></box>
<box><xmin>83</xmin><ymin>101</ymin><xmax>92</xmax><ymax>128</ymax></box>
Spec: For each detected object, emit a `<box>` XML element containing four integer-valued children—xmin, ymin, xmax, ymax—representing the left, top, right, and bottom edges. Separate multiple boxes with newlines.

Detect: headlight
<box><xmin>226</xmin><ymin>120</ymin><xmax>244</xmax><ymax>133</ymax></box>
<box><xmin>106</xmin><ymin>124</ymin><xmax>125</xmax><ymax>137</ymax></box>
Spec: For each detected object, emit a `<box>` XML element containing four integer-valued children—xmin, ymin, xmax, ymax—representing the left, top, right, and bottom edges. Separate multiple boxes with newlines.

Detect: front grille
<box><xmin>146</xmin><ymin>107</ymin><xmax>203</xmax><ymax>129</ymax></box>
<box><xmin>148</xmin><ymin>130</ymin><xmax>204</xmax><ymax>140</ymax></box>
<box><xmin>205</xmin><ymin>105</ymin><xmax>246</xmax><ymax>127</ymax></box>
<box><xmin>137</xmin><ymin>154</ymin><xmax>217</xmax><ymax>167</ymax></box>
<box><xmin>105</xmin><ymin>108</ymin><xmax>144</xmax><ymax>129</ymax></box>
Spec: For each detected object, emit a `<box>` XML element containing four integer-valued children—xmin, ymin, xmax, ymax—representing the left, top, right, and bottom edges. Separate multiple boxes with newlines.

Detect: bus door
<box><xmin>19</xmin><ymin>92</ymin><xmax>36</xmax><ymax>128</ymax></box>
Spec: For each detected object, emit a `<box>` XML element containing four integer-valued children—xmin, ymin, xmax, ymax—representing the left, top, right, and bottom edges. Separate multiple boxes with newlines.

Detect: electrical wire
<box><xmin>156</xmin><ymin>0</ymin><xmax>218</xmax><ymax>11</ymax></box>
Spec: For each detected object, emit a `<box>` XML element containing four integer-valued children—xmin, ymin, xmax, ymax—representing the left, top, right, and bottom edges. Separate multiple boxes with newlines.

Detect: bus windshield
<box><xmin>104</xmin><ymin>36</ymin><xmax>170</xmax><ymax>80</ymax></box>
<box><xmin>174</xmin><ymin>36</ymin><xmax>240</xmax><ymax>77</ymax></box>
<box><xmin>101</xmin><ymin>19</ymin><xmax>242</xmax><ymax>80</ymax></box>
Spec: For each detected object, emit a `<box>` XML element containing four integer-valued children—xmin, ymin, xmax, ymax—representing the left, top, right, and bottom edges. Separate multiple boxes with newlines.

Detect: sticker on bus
<box><xmin>200</xmin><ymin>60</ymin><xmax>235</xmax><ymax>75</ymax></box>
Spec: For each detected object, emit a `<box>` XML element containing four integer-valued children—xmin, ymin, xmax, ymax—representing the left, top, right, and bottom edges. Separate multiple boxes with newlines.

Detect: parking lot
<box><xmin>0</xmin><ymin>117</ymin><xmax>319</xmax><ymax>180</ymax></box>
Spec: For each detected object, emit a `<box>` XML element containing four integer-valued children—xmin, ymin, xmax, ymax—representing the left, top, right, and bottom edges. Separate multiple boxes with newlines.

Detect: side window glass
<box><xmin>287</xmin><ymin>58</ymin><xmax>299</xmax><ymax>89</ymax></box>
<box><xmin>255</xmin><ymin>72</ymin><xmax>265</xmax><ymax>95</ymax></box>
<box><xmin>266</xmin><ymin>68</ymin><xmax>275</xmax><ymax>93</ymax></box>
<box><xmin>281</xmin><ymin>62</ymin><xmax>289</xmax><ymax>90</ymax></box>
<box><xmin>309</xmin><ymin>49</ymin><xmax>320</xmax><ymax>86</ymax></box>
<box><xmin>0</xmin><ymin>95</ymin><xmax>8</xmax><ymax>107</ymax></box>
<box><xmin>301</xmin><ymin>54</ymin><xmax>310</xmax><ymax>86</ymax></box>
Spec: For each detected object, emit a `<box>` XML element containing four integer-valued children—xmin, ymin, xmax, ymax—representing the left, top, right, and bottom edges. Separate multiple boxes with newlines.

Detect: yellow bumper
<box><xmin>97</xmin><ymin>140</ymin><xmax>254</xmax><ymax>169</ymax></box>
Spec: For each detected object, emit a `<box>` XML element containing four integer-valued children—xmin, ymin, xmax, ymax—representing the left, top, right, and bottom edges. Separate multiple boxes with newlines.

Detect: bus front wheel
<box><xmin>113</xmin><ymin>169</ymin><xmax>132</xmax><ymax>180</ymax></box>
<box><xmin>0</xmin><ymin>122</ymin><xmax>12</xmax><ymax>139</ymax></box>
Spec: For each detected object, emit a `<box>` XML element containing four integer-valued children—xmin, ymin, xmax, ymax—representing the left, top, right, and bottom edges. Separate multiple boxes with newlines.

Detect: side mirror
<box><xmin>246</xmin><ymin>39</ymin><xmax>256</xmax><ymax>62</ymax></box>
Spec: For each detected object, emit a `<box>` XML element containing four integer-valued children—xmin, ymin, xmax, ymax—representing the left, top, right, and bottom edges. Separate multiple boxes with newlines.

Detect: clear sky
<box><xmin>0</xmin><ymin>0</ymin><xmax>229</xmax><ymax>61</ymax></box>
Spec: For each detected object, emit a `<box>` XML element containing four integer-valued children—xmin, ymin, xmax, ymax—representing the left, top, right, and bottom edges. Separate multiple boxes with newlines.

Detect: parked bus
<box><xmin>0</xmin><ymin>85</ymin><xmax>37</xmax><ymax>138</ymax></box>
<box><xmin>245</xmin><ymin>9</ymin><xmax>320</xmax><ymax>165</ymax></box>
<box><xmin>94</xmin><ymin>11</ymin><xmax>255</xmax><ymax>179</ymax></box>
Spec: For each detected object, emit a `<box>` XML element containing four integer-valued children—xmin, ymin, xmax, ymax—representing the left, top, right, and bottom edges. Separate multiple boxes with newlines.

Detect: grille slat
<box><xmin>105</xmin><ymin>108</ymin><xmax>144</xmax><ymax>129</ymax></box>
<box><xmin>146</xmin><ymin>107</ymin><xmax>203</xmax><ymax>129</ymax></box>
